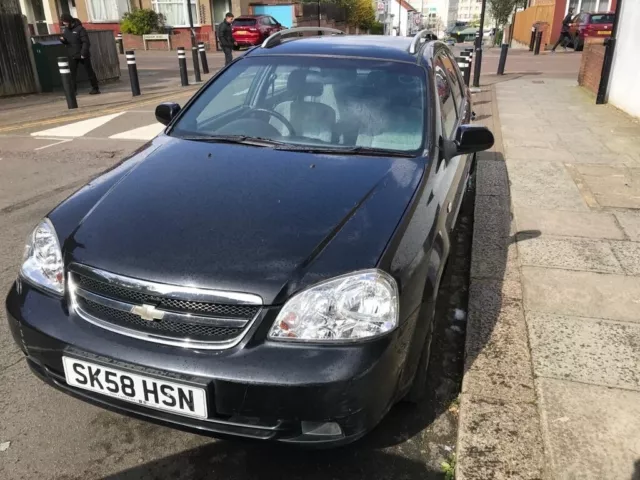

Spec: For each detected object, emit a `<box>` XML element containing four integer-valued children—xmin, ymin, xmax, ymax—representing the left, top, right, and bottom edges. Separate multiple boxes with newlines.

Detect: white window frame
<box><xmin>86</xmin><ymin>0</ymin><xmax>129</xmax><ymax>23</ymax></box>
<box><xmin>152</xmin><ymin>0</ymin><xmax>201</xmax><ymax>28</ymax></box>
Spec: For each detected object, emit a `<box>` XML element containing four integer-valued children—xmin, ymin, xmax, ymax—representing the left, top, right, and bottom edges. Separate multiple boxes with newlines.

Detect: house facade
<box><xmin>16</xmin><ymin>0</ymin><xmax>248</xmax><ymax>38</ymax></box>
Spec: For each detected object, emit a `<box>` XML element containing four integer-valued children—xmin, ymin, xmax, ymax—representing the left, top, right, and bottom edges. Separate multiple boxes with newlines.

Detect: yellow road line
<box><xmin>0</xmin><ymin>89</ymin><xmax>196</xmax><ymax>134</ymax></box>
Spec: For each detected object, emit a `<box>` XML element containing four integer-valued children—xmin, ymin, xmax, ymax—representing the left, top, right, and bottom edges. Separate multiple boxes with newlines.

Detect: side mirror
<box><xmin>454</xmin><ymin>124</ymin><xmax>494</xmax><ymax>154</ymax></box>
<box><xmin>155</xmin><ymin>102</ymin><xmax>181</xmax><ymax>126</ymax></box>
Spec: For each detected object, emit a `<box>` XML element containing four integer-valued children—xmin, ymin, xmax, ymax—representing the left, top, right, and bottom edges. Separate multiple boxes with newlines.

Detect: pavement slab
<box><xmin>517</xmin><ymin>236</ymin><xmax>623</xmax><ymax>273</ymax></box>
<box><xmin>507</xmin><ymin>160</ymin><xmax>589</xmax><ymax>211</ymax></box>
<box><xmin>514</xmin><ymin>207</ymin><xmax>625</xmax><ymax>239</ymax></box>
<box><xmin>528</xmin><ymin>312</ymin><xmax>640</xmax><ymax>391</ymax></box>
<box><xmin>610</xmin><ymin>240</ymin><xmax>640</xmax><ymax>275</ymax></box>
<box><xmin>522</xmin><ymin>266</ymin><xmax>640</xmax><ymax>323</ymax></box>
<box><xmin>537</xmin><ymin>378</ymin><xmax>640</xmax><ymax>480</ymax></box>
<box><xmin>614</xmin><ymin>210</ymin><xmax>640</xmax><ymax>241</ymax></box>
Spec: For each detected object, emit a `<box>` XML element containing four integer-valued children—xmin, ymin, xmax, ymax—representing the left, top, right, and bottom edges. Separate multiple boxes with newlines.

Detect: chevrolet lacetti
<box><xmin>6</xmin><ymin>29</ymin><xmax>493</xmax><ymax>446</ymax></box>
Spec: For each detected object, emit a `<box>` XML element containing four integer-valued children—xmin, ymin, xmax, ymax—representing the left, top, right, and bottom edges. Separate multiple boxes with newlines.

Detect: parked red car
<box><xmin>568</xmin><ymin>12</ymin><xmax>614</xmax><ymax>51</ymax></box>
<box><xmin>232</xmin><ymin>15</ymin><xmax>285</xmax><ymax>47</ymax></box>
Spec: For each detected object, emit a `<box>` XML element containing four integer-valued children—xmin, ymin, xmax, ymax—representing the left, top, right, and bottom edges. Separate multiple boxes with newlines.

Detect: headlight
<box><xmin>269</xmin><ymin>270</ymin><xmax>398</xmax><ymax>342</ymax></box>
<box><xmin>20</xmin><ymin>218</ymin><xmax>65</xmax><ymax>295</ymax></box>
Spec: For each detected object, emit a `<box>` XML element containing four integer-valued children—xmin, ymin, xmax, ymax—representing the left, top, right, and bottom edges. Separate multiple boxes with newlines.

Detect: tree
<box><xmin>488</xmin><ymin>0</ymin><xmax>518</xmax><ymax>27</ymax></box>
<box><xmin>347</xmin><ymin>0</ymin><xmax>376</xmax><ymax>29</ymax></box>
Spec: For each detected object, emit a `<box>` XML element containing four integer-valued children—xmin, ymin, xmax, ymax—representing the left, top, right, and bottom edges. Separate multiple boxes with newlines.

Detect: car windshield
<box><xmin>590</xmin><ymin>14</ymin><xmax>614</xmax><ymax>24</ymax></box>
<box><xmin>170</xmin><ymin>56</ymin><xmax>427</xmax><ymax>154</ymax></box>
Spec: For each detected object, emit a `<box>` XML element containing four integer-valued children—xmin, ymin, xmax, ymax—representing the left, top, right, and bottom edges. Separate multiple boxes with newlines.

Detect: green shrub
<box><xmin>120</xmin><ymin>9</ymin><xmax>163</xmax><ymax>36</ymax></box>
<box><xmin>369</xmin><ymin>21</ymin><xmax>384</xmax><ymax>35</ymax></box>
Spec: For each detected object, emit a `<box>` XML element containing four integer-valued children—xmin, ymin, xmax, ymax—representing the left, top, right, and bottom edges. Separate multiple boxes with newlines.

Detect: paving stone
<box><xmin>504</xmin><ymin>146</ymin><xmax>576</xmax><ymax>163</ymax></box>
<box><xmin>614</xmin><ymin>210</ymin><xmax>640</xmax><ymax>241</ymax></box>
<box><xmin>517</xmin><ymin>236</ymin><xmax>623</xmax><ymax>273</ymax></box>
<box><xmin>610</xmin><ymin>240</ymin><xmax>640</xmax><ymax>275</ymax></box>
<box><xmin>471</xmin><ymin>233</ymin><xmax>518</xmax><ymax>279</ymax></box>
<box><xmin>521</xmin><ymin>266</ymin><xmax>640</xmax><ymax>323</ymax></box>
<box><xmin>507</xmin><ymin>160</ymin><xmax>588</xmax><ymax>211</ymax></box>
<box><xmin>457</xmin><ymin>395</ymin><xmax>544</xmax><ymax>480</ymax></box>
<box><xmin>514</xmin><ymin>207</ymin><xmax>625</xmax><ymax>240</ymax></box>
<box><xmin>567</xmin><ymin>151</ymin><xmax>637</xmax><ymax>165</ymax></box>
<box><xmin>537</xmin><ymin>378</ymin><xmax>640</xmax><ymax>480</ymax></box>
<box><xmin>528</xmin><ymin>312</ymin><xmax>640</xmax><ymax>390</ymax></box>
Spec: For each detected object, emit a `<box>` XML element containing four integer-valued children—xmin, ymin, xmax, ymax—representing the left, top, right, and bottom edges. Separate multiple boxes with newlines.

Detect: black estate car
<box><xmin>6</xmin><ymin>28</ymin><xmax>493</xmax><ymax>446</ymax></box>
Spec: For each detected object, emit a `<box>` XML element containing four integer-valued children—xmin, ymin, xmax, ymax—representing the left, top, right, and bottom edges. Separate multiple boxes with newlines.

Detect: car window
<box><xmin>269</xmin><ymin>17</ymin><xmax>278</xmax><ymax>26</ymax></box>
<box><xmin>260</xmin><ymin>17</ymin><xmax>270</xmax><ymax>26</ymax></box>
<box><xmin>172</xmin><ymin>56</ymin><xmax>428</xmax><ymax>153</ymax></box>
<box><xmin>194</xmin><ymin>65</ymin><xmax>260</xmax><ymax>124</ymax></box>
<box><xmin>434</xmin><ymin>56</ymin><xmax>457</xmax><ymax>137</ymax></box>
<box><xmin>590</xmin><ymin>14</ymin><xmax>614</xmax><ymax>24</ymax></box>
<box><xmin>232</xmin><ymin>18</ymin><xmax>256</xmax><ymax>27</ymax></box>
<box><xmin>441</xmin><ymin>52</ymin><xmax>463</xmax><ymax>112</ymax></box>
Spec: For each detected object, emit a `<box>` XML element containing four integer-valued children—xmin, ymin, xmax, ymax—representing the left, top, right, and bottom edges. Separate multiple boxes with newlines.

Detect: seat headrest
<box><xmin>287</xmin><ymin>70</ymin><xmax>323</xmax><ymax>97</ymax></box>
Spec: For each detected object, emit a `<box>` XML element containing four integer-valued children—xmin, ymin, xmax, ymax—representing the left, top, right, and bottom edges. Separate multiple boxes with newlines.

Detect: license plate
<box><xmin>236</xmin><ymin>30</ymin><xmax>247</xmax><ymax>35</ymax></box>
<box><xmin>62</xmin><ymin>357</ymin><xmax>208</xmax><ymax>419</ymax></box>
<box><xmin>598</xmin><ymin>31</ymin><xmax>611</xmax><ymax>35</ymax></box>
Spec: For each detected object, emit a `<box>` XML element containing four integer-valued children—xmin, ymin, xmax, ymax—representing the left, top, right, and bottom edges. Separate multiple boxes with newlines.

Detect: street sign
<box><xmin>377</xmin><ymin>1</ymin><xmax>385</xmax><ymax>13</ymax></box>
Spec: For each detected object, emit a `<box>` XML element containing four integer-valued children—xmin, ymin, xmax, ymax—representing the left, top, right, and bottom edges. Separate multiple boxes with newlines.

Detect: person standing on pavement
<box><xmin>219</xmin><ymin>12</ymin><xmax>236</xmax><ymax>66</ymax></box>
<box><xmin>551</xmin><ymin>7</ymin><xmax>574</xmax><ymax>52</ymax></box>
<box><xmin>59</xmin><ymin>13</ymin><xmax>100</xmax><ymax>94</ymax></box>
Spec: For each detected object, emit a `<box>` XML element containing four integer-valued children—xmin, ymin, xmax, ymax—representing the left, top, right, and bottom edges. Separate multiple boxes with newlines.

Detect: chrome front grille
<box><xmin>69</xmin><ymin>264</ymin><xmax>263</xmax><ymax>349</ymax></box>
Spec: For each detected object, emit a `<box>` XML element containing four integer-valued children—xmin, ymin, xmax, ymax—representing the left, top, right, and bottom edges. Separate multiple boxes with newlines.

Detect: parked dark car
<box><xmin>568</xmin><ymin>11</ymin><xmax>614</xmax><ymax>51</ymax></box>
<box><xmin>6</xmin><ymin>29</ymin><xmax>493</xmax><ymax>446</ymax></box>
<box><xmin>232</xmin><ymin>15</ymin><xmax>285</xmax><ymax>47</ymax></box>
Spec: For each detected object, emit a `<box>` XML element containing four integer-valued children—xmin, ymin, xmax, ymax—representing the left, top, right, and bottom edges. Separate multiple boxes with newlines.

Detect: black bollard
<box><xmin>198</xmin><ymin>42</ymin><xmax>209</xmax><ymax>74</ymax></box>
<box><xmin>460</xmin><ymin>51</ymin><xmax>472</xmax><ymax>86</ymax></box>
<box><xmin>534</xmin><ymin>31</ymin><xmax>543</xmax><ymax>55</ymax></box>
<box><xmin>57</xmin><ymin>57</ymin><xmax>77</xmax><ymax>109</ymax></box>
<box><xmin>178</xmin><ymin>47</ymin><xmax>189</xmax><ymax>86</ymax></box>
<box><xmin>456</xmin><ymin>57</ymin><xmax>470</xmax><ymax>87</ymax></box>
<box><xmin>116</xmin><ymin>33</ymin><xmax>124</xmax><ymax>54</ymax></box>
<box><xmin>192</xmin><ymin>46</ymin><xmax>202</xmax><ymax>82</ymax></box>
<box><xmin>126</xmin><ymin>50</ymin><xmax>141</xmax><ymax>96</ymax></box>
<box><xmin>497</xmin><ymin>43</ymin><xmax>509</xmax><ymax>75</ymax></box>
<box><xmin>529</xmin><ymin>27</ymin><xmax>536</xmax><ymax>52</ymax></box>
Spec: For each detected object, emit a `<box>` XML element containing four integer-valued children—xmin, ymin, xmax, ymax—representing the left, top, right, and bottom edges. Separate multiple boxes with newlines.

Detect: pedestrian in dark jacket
<box><xmin>219</xmin><ymin>12</ymin><xmax>236</xmax><ymax>66</ymax></box>
<box><xmin>59</xmin><ymin>13</ymin><xmax>100</xmax><ymax>94</ymax></box>
<box><xmin>551</xmin><ymin>8</ymin><xmax>574</xmax><ymax>52</ymax></box>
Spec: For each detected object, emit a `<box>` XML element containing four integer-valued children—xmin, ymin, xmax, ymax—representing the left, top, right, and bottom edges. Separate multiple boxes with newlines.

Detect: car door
<box><xmin>433</xmin><ymin>48</ymin><xmax>471</xmax><ymax>233</ymax></box>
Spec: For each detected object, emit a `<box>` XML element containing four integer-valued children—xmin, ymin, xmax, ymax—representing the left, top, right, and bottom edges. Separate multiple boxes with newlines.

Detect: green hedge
<box><xmin>120</xmin><ymin>9</ymin><xmax>164</xmax><ymax>36</ymax></box>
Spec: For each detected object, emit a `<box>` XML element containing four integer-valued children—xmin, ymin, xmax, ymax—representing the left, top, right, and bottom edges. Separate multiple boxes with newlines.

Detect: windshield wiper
<box><xmin>274</xmin><ymin>144</ymin><xmax>415</xmax><ymax>158</ymax></box>
<box><xmin>179</xmin><ymin>134</ymin><xmax>286</xmax><ymax>147</ymax></box>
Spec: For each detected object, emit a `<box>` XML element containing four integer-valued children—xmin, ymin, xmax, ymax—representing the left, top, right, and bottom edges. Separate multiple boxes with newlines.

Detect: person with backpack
<box><xmin>219</xmin><ymin>12</ymin><xmax>236</xmax><ymax>65</ymax></box>
<box><xmin>59</xmin><ymin>13</ymin><xmax>100</xmax><ymax>94</ymax></box>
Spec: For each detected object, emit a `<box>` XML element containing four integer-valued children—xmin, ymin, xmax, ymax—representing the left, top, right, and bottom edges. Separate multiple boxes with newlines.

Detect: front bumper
<box><xmin>6</xmin><ymin>280</ymin><xmax>414</xmax><ymax>446</ymax></box>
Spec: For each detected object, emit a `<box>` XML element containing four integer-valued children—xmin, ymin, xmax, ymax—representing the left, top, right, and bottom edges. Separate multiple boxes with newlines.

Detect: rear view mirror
<box><xmin>454</xmin><ymin>124</ymin><xmax>494</xmax><ymax>154</ymax></box>
<box><xmin>155</xmin><ymin>102</ymin><xmax>181</xmax><ymax>126</ymax></box>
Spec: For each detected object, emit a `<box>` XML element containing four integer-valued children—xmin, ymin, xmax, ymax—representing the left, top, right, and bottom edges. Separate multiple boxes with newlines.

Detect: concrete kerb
<box><xmin>456</xmin><ymin>85</ymin><xmax>546</xmax><ymax>480</ymax></box>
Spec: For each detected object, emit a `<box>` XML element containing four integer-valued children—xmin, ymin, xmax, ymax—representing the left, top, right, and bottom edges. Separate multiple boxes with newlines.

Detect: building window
<box><xmin>152</xmin><ymin>0</ymin><xmax>200</xmax><ymax>27</ymax></box>
<box><xmin>87</xmin><ymin>0</ymin><xmax>129</xmax><ymax>22</ymax></box>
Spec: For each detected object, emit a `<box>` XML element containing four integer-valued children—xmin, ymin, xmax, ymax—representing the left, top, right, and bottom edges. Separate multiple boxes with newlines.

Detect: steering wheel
<box><xmin>241</xmin><ymin>108</ymin><xmax>297</xmax><ymax>137</ymax></box>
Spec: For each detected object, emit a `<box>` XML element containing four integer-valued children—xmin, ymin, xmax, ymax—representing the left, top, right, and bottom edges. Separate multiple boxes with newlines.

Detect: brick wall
<box><xmin>578</xmin><ymin>38</ymin><xmax>605</xmax><ymax>95</ymax></box>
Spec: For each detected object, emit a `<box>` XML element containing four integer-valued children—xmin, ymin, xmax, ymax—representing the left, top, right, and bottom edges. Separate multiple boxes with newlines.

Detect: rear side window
<box><xmin>260</xmin><ymin>17</ymin><xmax>270</xmax><ymax>25</ymax></box>
<box><xmin>233</xmin><ymin>18</ymin><xmax>256</xmax><ymax>27</ymax></box>
<box><xmin>590</xmin><ymin>14</ymin><xmax>614</xmax><ymax>24</ymax></box>
<box><xmin>434</xmin><ymin>56</ymin><xmax>458</xmax><ymax>137</ymax></box>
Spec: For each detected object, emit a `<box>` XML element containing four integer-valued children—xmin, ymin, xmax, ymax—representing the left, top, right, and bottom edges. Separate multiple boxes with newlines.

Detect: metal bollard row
<box><xmin>178</xmin><ymin>47</ymin><xmax>189</xmax><ymax>86</ymax></box>
<box><xmin>57</xmin><ymin>57</ymin><xmax>77</xmax><ymax>109</ymax></box>
<box><xmin>198</xmin><ymin>42</ymin><xmax>209</xmax><ymax>74</ymax></box>
<box><xmin>529</xmin><ymin>27</ymin><xmax>536</xmax><ymax>52</ymax></box>
<box><xmin>460</xmin><ymin>50</ymin><xmax>472</xmax><ymax>86</ymax></box>
<box><xmin>126</xmin><ymin>50</ymin><xmax>141</xmax><ymax>96</ymax></box>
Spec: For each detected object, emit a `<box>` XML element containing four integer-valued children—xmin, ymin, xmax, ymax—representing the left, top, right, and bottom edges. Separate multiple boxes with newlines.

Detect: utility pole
<box><xmin>398</xmin><ymin>0</ymin><xmax>402</xmax><ymax>36</ymax></box>
<box><xmin>472</xmin><ymin>0</ymin><xmax>487</xmax><ymax>88</ymax></box>
<box><xmin>318</xmin><ymin>0</ymin><xmax>321</xmax><ymax>27</ymax></box>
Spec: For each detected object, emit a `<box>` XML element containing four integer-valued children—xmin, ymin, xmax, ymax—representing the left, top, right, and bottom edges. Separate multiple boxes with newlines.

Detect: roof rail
<box><xmin>408</xmin><ymin>29</ymin><xmax>438</xmax><ymax>54</ymax></box>
<box><xmin>261</xmin><ymin>27</ymin><xmax>345</xmax><ymax>49</ymax></box>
